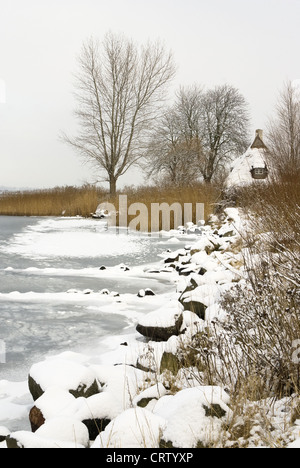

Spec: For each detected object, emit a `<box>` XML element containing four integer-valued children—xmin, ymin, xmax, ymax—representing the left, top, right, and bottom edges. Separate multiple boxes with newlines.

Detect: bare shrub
<box><xmin>266</xmin><ymin>80</ymin><xmax>300</xmax><ymax>181</ymax></box>
<box><xmin>179</xmin><ymin>179</ymin><xmax>300</xmax><ymax>399</ymax></box>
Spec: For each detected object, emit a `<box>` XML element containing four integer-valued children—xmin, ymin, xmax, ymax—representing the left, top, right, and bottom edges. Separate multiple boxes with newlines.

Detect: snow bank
<box><xmin>92</xmin><ymin>407</ymin><xmax>166</xmax><ymax>448</ymax></box>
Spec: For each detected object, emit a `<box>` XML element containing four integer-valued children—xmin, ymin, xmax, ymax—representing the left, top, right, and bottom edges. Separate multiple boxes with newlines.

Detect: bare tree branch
<box><xmin>266</xmin><ymin>80</ymin><xmax>300</xmax><ymax>181</ymax></box>
<box><xmin>145</xmin><ymin>84</ymin><xmax>250</xmax><ymax>185</ymax></box>
<box><xmin>61</xmin><ymin>33</ymin><xmax>175</xmax><ymax>195</ymax></box>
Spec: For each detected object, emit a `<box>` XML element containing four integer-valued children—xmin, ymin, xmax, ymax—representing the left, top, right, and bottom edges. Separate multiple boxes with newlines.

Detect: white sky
<box><xmin>0</xmin><ymin>0</ymin><xmax>299</xmax><ymax>190</ymax></box>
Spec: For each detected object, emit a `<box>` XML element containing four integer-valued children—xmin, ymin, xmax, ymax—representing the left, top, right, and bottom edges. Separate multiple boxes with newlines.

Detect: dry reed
<box><xmin>0</xmin><ymin>182</ymin><xmax>222</xmax><ymax>230</ymax></box>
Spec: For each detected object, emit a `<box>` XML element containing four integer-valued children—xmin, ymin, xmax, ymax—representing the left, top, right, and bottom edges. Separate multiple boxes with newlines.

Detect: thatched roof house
<box><xmin>226</xmin><ymin>129</ymin><xmax>269</xmax><ymax>187</ymax></box>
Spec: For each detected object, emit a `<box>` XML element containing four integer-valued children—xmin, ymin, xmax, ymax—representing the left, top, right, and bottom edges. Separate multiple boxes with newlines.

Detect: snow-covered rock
<box><xmin>133</xmin><ymin>383</ymin><xmax>167</xmax><ymax>409</ymax></box>
<box><xmin>91</xmin><ymin>407</ymin><xmax>166</xmax><ymax>448</ymax></box>
<box><xmin>137</xmin><ymin>288</ymin><xmax>156</xmax><ymax>297</ymax></box>
<box><xmin>28</xmin><ymin>358</ymin><xmax>99</xmax><ymax>401</ymax></box>
<box><xmin>0</xmin><ymin>426</ymin><xmax>10</xmax><ymax>442</ymax></box>
<box><xmin>91</xmin><ymin>364</ymin><xmax>147</xmax><ymax>412</ymax></box>
<box><xmin>7</xmin><ymin>417</ymin><xmax>89</xmax><ymax>448</ymax></box>
<box><xmin>35</xmin><ymin>417</ymin><xmax>89</xmax><ymax>447</ymax></box>
<box><xmin>29</xmin><ymin>387</ymin><xmax>76</xmax><ymax>432</ymax></box>
<box><xmin>74</xmin><ymin>393</ymin><xmax>119</xmax><ymax>440</ymax></box>
<box><xmin>136</xmin><ymin>302</ymin><xmax>183</xmax><ymax>341</ymax></box>
<box><xmin>153</xmin><ymin>386</ymin><xmax>231</xmax><ymax>448</ymax></box>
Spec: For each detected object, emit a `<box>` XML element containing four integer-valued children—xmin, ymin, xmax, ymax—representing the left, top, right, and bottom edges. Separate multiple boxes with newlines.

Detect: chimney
<box><xmin>256</xmin><ymin>129</ymin><xmax>264</xmax><ymax>141</ymax></box>
<box><xmin>251</xmin><ymin>129</ymin><xmax>267</xmax><ymax>149</ymax></box>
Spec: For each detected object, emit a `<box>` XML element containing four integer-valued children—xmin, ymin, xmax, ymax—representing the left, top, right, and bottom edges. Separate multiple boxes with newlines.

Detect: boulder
<box><xmin>179</xmin><ymin>291</ymin><xmax>207</xmax><ymax>320</ymax></box>
<box><xmin>35</xmin><ymin>417</ymin><xmax>89</xmax><ymax>448</ymax></box>
<box><xmin>159</xmin><ymin>352</ymin><xmax>181</xmax><ymax>376</ymax></box>
<box><xmin>28</xmin><ymin>376</ymin><xmax>45</xmax><ymax>402</ymax></box>
<box><xmin>29</xmin><ymin>386</ymin><xmax>120</xmax><ymax>441</ymax></box>
<box><xmin>29</xmin><ymin>387</ymin><xmax>76</xmax><ymax>432</ymax></box>
<box><xmin>182</xmin><ymin>299</ymin><xmax>207</xmax><ymax>320</ymax></box>
<box><xmin>6</xmin><ymin>434</ymin><xmax>25</xmax><ymax>449</ymax></box>
<box><xmin>91</xmin><ymin>407</ymin><xmax>166</xmax><ymax>449</ymax></box>
<box><xmin>136</xmin><ymin>305</ymin><xmax>183</xmax><ymax>342</ymax></box>
<box><xmin>28</xmin><ymin>359</ymin><xmax>99</xmax><ymax>401</ymax></box>
<box><xmin>136</xmin><ymin>342</ymin><xmax>166</xmax><ymax>373</ymax></box>
<box><xmin>164</xmin><ymin>249</ymin><xmax>186</xmax><ymax>264</ymax></box>
<box><xmin>91</xmin><ymin>364</ymin><xmax>147</xmax><ymax>412</ymax></box>
<box><xmin>74</xmin><ymin>393</ymin><xmax>120</xmax><ymax>441</ymax></box>
<box><xmin>137</xmin><ymin>288</ymin><xmax>156</xmax><ymax>297</ymax></box>
<box><xmin>154</xmin><ymin>386</ymin><xmax>231</xmax><ymax>448</ymax></box>
<box><xmin>0</xmin><ymin>426</ymin><xmax>10</xmax><ymax>443</ymax></box>
<box><xmin>29</xmin><ymin>406</ymin><xmax>45</xmax><ymax>433</ymax></box>
<box><xmin>6</xmin><ymin>428</ymin><xmax>87</xmax><ymax>449</ymax></box>
<box><xmin>133</xmin><ymin>383</ymin><xmax>167</xmax><ymax>409</ymax></box>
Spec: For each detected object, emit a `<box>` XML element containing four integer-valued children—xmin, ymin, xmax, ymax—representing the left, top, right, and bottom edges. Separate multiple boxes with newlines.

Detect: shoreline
<box><xmin>1</xmin><ymin>208</ymin><xmax>299</xmax><ymax>448</ymax></box>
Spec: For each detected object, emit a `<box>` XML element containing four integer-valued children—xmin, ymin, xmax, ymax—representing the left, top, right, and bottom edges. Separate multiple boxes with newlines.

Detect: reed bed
<box><xmin>0</xmin><ymin>183</ymin><xmax>222</xmax><ymax>230</ymax></box>
<box><xmin>109</xmin><ymin>182</ymin><xmax>222</xmax><ymax>230</ymax></box>
<box><xmin>0</xmin><ymin>185</ymin><xmax>106</xmax><ymax>217</ymax></box>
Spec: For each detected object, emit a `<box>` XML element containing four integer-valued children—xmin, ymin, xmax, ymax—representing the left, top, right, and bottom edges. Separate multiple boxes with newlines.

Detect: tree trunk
<box><xmin>109</xmin><ymin>175</ymin><xmax>117</xmax><ymax>197</ymax></box>
<box><xmin>203</xmin><ymin>176</ymin><xmax>212</xmax><ymax>184</ymax></box>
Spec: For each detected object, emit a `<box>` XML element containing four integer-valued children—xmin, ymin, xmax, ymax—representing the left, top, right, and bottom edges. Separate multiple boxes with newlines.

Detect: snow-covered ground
<box><xmin>0</xmin><ymin>213</ymin><xmax>299</xmax><ymax>448</ymax></box>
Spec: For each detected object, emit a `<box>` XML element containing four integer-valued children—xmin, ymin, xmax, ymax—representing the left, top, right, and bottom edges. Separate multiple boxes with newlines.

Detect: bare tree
<box><xmin>267</xmin><ymin>80</ymin><xmax>300</xmax><ymax>181</ymax></box>
<box><xmin>62</xmin><ymin>33</ymin><xmax>175</xmax><ymax>195</ymax></box>
<box><xmin>145</xmin><ymin>84</ymin><xmax>250</xmax><ymax>184</ymax></box>
<box><xmin>144</xmin><ymin>105</ymin><xmax>201</xmax><ymax>185</ymax></box>
<box><xmin>175</xmin><ymin>85</ymin><xmax>203</xmax><ymax>141</ymax></box>
<box><xmin>199</xmin><ymin>84</ymin><xmax>250</xmax><ymax>182</ymax></box>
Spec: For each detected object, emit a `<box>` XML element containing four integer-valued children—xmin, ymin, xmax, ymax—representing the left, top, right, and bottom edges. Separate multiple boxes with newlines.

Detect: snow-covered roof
<box><xmin>226</xmin><ymin>130</ymin><xmax>268</xmax><ymax>188</ymax></box>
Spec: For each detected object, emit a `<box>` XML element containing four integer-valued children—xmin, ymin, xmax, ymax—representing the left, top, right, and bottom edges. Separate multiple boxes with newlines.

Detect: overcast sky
<box><xmin>0</xmin><ymin>0</ymin><xmax>299</xmax><ymax>190</ymax></box>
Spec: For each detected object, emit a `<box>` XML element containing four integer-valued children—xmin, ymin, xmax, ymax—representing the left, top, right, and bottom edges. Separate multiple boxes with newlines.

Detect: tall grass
<box><xmin>0</xmin><ymin>185</ymin><xmax>106</xmax><ymax>217</ymax></box>
<box><xmin>178</xmin><ymin>174</ymin><xmax>300</xmax><ymax>399</ymax></box>
<box><xmin>109</xmin><ymin>182</ymin><xmax>222</xmax><ymax>230</ymax></box>
<box><xmin>0</xmin><ymin>182</ymin><xmax>222</xmax><ymax>229</ymax></box>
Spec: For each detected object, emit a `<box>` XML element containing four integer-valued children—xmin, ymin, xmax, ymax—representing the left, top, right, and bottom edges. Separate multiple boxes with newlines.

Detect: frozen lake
<box><xmin>0</xmin><ymin>216</ymin><xmax>182</xmax><ymax>382</ymax></box>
